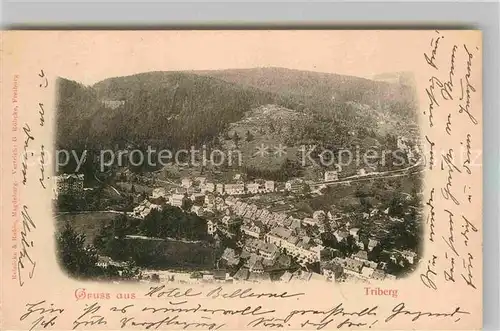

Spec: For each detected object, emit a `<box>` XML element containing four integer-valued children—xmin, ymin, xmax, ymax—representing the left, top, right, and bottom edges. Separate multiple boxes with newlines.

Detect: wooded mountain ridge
<box><xmin>56</xmin><ymin>67</ymin><xmax>418</xmax><ymax>151</ymax></box>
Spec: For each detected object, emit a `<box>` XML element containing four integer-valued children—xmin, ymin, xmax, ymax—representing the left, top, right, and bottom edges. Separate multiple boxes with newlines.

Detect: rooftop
<box><xmin>268</xmin><ymin>226</ymin><xmax>292</xmax><ymax>239</ymax></box>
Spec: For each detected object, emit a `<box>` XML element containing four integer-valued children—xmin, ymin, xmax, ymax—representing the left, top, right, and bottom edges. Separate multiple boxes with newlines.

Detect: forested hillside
<box><xmin>56</xmin><ymin>68</ymin><xmax>418</xmax><ymax>155</ymax></box>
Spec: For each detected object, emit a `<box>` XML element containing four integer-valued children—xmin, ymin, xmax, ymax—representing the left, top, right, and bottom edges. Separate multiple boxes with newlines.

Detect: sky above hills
<box><xmin>45</xmin><ymin>30</ymin><xmax>416</xmax><ymax>86</ymax></box>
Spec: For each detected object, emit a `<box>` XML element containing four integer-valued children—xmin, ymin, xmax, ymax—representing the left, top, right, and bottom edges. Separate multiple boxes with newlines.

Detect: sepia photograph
<box><xmin>2</xmin><ymin>30</ymin><xmax>483</xmax><ymax>331</ymax></box>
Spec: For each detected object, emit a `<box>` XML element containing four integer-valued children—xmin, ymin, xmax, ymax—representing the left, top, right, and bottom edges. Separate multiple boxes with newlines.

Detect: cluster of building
<box><xmin>222</xmin><ymin>194</ymin><xmax>420</xmax><ymax>282</ymax></box>
<box><xmin>145</xmin><ymin>175</ymin><xmax>280</xmax><ymax>207</ymax></box>
<box><xmin>127</xmin><ymin>179</ymin><xmax>419</xmax><ymax>283</ymax></box>
<box><xmin>264</xmin><ymin>227</ymin><xmax>322</xmax><ymax>264</ymax></box>
<box><xmin>195</xmin><ymin>177</ymin><xmax>276</xmax><ymax>196</ymax></box>
<box><xmin>129</xmin><ymin>199</ymin><xmax>162</xmax><ymax>219</ymax></box>
<box><xmin>205</xmin><ymin>198</ymin><xmax>326</xmax><ymax>266</ymax></box>
<box><xmin>321</xmin><ymin>253</ymin><xmax>391</xmax><ymax>283</ymax></box>
<box><xmin>186</xmin><ymin>266</ymin><xmax>332</xmax><ymax>284</ymax></box>
<box><xmin>148</xmin><ymin>168</ymin><xmax>351</xmax><ymax>206</ymax></box>
<box><xmin>321</xmin><ymin>245</ymin><xmax>418</xmax><ymax>283</ymax></box>
<box><xmin>122</xmin><ymin>165</ymin><xmax>419</xmax><ymax>284</ymax></box>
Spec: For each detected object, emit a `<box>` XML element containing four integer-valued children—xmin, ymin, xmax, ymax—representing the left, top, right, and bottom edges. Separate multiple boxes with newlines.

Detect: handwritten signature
<box><xmin>385</xmin><ymin>302</ymin><xmax>470</xmax><ymax>323</ymax></box>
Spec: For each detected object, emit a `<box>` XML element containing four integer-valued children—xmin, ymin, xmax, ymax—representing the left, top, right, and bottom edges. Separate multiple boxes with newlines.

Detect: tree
<box><xmin>337</xmin><ymin>235</ymin><xmax>359</xmax><ymax>257</ymax></box>
<box><xmin>229</xmin><ymin>219</ymin><xmax>243</xmax><ymax>241</ymax></box>
<box><xmin>388</xmin><ymin>194</ymin><xmax>405</xmax><ymax>217</ymax></box>
<box><xmin>321</xmin><ymin>232</ymin><xmax>339</xmax><ymax>249</ymax></box>
<box><xmin>269</xmin><ymin>122</ymin><xmax>275</xmax><ymax>133</ymax></box>
<box><xmin>112</xmin><ymin>214</ymin><xmax>129</xmax><ymax>239</ymax></box>
<box><xmin>368</xmin><ymin>243</ymin><xmax>383</xmax><ymax>262</ymax></box>
<box><xmin>301</xmin><ymin>183</ymin><xmax>311</xmax><ymax>195</ymax></box>
<box><xmin>232</xmin><ymin>131</ymin><xmax>240</xmax><ymax>145</ymax></box>
<box><xmin>56</xmin><ymin>194</ymin><xmax>86</xmax><ymax>212</ymax></box>
<box><xmin>190</xmin><ymin>271</ymin><xmax>203</xmax><ymax>279</ymax></box>
<box><xmin>119</xmin><ymin>172</ymin><xmax>127</xmax><ymax>182</ymax></box>
<box><xmin>139</xmin><ymin>208</ymin><xmax>164</xmax><ymax>237</ymax></box>
<box><xmin>121</xmin><ymin>261</ymin><xmax>141</xmax><ymax>279</ymax></box>
<box><xmin>139</xmin><ymin>206</ymin><xmax>208</xmax><ymax>241</ymax></box>
<box><xmin>93</xmin><ymin>216</ymin><xmax>130</xmax><ymax>262</ymax></box>
<box><xmin>94</xmin><ymin>224</ymin><xmax>112</xmax><ymax>251</ymax></box>
<box><xmin>182</xmin><ymin>198</ymin><xmax>194</xmax><ymax>212</ymax></box>
<box><xmin>56</xmin><ymin>223</ymin><xmax>100</xmax><ymax>278</ymax></box>
<box><xmin>103</xmin><ymin>237</ymin><xmax>128</xmax><ymax>261</ymax></box>
<box><xmin>282</xmin><ymin>158</ymin><xmax>303</xmax><ymax>179</ymax></box>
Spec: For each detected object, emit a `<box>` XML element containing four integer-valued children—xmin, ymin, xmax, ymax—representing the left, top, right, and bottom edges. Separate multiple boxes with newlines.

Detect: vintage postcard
<box><xmin>1</xmin><ymin>30</ymin><xmax>482</xmax><ymax>330</ymax></box>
